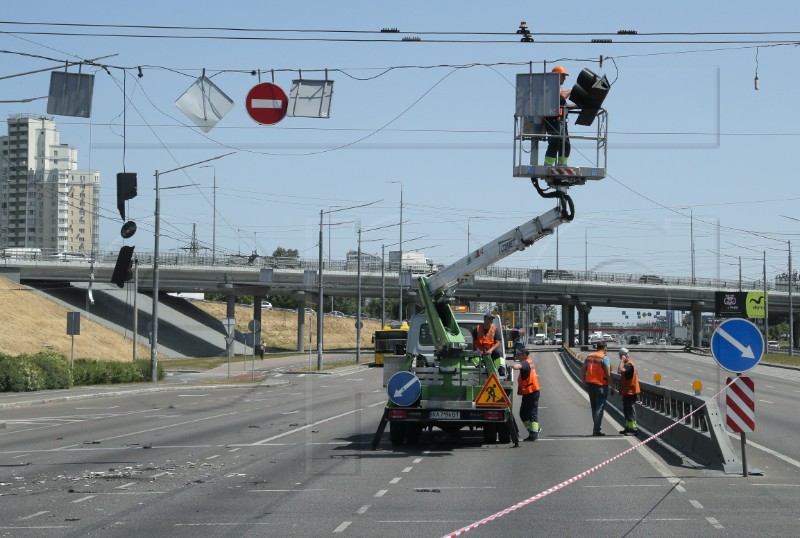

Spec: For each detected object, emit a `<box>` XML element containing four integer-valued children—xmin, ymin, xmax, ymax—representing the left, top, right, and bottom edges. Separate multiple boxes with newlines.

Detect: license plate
<box><xmin>429</xmin><ymin>410</ymin><xmax>460</xmax><ymax>420</ymax></box>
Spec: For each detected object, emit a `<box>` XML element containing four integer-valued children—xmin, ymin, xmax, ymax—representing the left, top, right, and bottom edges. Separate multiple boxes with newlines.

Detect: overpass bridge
<box><xmin>2</xmin><ymin>250</ymin><xmax>798</xmax><ymax>351</ymax></box>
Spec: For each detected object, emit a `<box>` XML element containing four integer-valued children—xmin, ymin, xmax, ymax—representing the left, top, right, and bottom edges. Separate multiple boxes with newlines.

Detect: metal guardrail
<box><xmin>559</xmin><ymin>346</ymin><xmax>745</xmax><ymax>473</ymax></box>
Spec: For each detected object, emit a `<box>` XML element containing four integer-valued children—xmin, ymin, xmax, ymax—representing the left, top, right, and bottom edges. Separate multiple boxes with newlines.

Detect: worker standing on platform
<box><xmin>472</xmin><ymin>312</ymin><xmax>506</xmax><ymax>377</ymax></box>
<box><xmin>544</xmin><ymin>65</ymin><xmax>574</xmax><ymax>167</ymax></box>
<box><xmin>580</xmin><ymin>341</ymin><xmax>611</xmax><ymax>436</ymax></box>
<box><xmin>509</xmin><ymin>349</ymin><xmax>541</xmax><ymax>441</ymax></box>
<box><xmin>617</xmin><ymin>348</ymin><xmax>641</xmax><ymax>435</ymax></box>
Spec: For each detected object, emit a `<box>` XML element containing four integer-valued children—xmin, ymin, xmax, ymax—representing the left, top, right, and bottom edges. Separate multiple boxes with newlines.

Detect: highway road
<box><xmin>1</xmin><ymin>354</ymin><xmax>799</xmax><ymax>537</ymax></box>
<box><xmin>626</xmin><ymin>348</ymin><xmax>800</xmax><ymax>465</ymax></box>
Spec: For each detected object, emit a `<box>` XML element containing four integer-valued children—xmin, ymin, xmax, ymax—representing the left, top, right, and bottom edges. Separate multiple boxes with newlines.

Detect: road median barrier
<box><xmin>560</xmin><ymin>346</ymin><xmax>745</xmax><ymax>473</ymax></box>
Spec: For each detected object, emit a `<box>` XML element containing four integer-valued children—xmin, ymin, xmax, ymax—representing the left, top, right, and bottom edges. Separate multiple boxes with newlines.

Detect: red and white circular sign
<box><xmin>245</xmin><ymin>82</ymin><xmax>288</xmax><ymax>125</ymax></box>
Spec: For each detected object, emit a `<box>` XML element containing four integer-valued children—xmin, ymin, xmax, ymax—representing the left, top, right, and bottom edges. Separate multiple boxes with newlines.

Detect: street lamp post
<box><xmin>151</xmin><ymin>153</ymin><xmax>232</xmax><ymax>382</ymax></box>
<box><xmin>388</xmin><ymin>181</ymin><xmax>403</xmax><ymax>320</ymax></box>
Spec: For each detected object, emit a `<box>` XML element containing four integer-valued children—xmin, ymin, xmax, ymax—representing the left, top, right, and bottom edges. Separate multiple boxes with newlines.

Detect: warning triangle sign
<box><xmin>474</xmin><ymin>373</ymin><xmax>511</xmax><ymax>407</ymax></box>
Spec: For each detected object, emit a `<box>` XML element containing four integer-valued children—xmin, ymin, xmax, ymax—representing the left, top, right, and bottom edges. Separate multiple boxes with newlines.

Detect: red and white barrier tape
<box><xmin>440</xmin><ymin>377</ymin><xmax>738</xmax><ymax>538</ymax></box>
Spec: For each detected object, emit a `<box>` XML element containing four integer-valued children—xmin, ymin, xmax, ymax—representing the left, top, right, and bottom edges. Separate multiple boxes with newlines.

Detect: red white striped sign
<box><xmin>726</xmin><ymin>376</ymin><xmax>755</xmax><ymax>432</ymax></box>
<box><xmin>549</xmin><ymin>167</ymin><xmax>576</xmax><ymax>176</ymax></box>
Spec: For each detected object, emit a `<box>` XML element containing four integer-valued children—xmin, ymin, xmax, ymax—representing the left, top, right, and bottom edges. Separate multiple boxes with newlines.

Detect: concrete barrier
<box><xmin>560</xmin><ymin>347</ymin><xmax>745</xmax><ymax>474</ymax></box>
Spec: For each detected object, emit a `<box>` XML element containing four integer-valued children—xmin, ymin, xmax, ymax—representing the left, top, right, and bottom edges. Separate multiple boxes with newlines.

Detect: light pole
<box><xmin>316</xmin><ymin>201</ymin><xmax>380</xmax><ymax>370</ymax></box>
<box><xmin>151</xmin><ymin>152</ymin><xmax>232</xmax><ymax>382</ymax></box>
<box><xmin>387</xmin><ymin>181</ymin><xmax>403</xmax><ymax>319</ymax></box>
<box><xmin>200</xmin><ymin>165</ymin><xmax>217</xmax><ymax>264</ymax></box>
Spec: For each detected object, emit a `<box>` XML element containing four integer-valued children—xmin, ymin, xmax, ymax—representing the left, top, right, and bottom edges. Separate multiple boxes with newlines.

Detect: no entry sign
<box><xmin>245</xmin><ymin>82</ymin><xmax>288</xmax><ymax>125</ymax></box>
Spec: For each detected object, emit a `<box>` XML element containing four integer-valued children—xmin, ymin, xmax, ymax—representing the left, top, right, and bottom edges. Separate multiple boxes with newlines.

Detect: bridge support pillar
<box><xmin>579</xmin><ymin>302</ymin><xmax>591</xmax><ymax>346</ymax></box>
<box><xmin>691</xmin><ymin>301</ymin><xmax>704</xmax><ymax>347</ymax></box>
<box><xmin>565</xmin><ymin>301</ymin><xmax>576</xmax><ymax>348</ymax></box>
<box><xmin>295</xmin><ymin>291</ymin><xmax>307</xmax><ymax>352</ymax></box>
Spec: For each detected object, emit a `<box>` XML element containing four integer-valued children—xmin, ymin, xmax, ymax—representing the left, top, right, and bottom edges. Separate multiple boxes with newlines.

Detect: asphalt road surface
<box><xmin>1</xmin><ymin>353</ymin><xmax>799</xmax><ymax>537</ymax></box>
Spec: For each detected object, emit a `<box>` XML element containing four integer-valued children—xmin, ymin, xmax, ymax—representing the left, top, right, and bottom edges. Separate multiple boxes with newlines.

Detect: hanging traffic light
<box><xmin>569</xmin><ymin>68</ymin><xmax>610</xmax><ymax>126</ymax></box>
<box><xmin>111</xmin><ymin>245</ymin><xmax>135</xmax><ymax>288</ymax></box>
<box><xmin>113</xmin><ymin>173</ymin><xmax>138</xmax><ymax>286</ymax></box>
<box><xmin>116</xmin><ymin>173</ymin><xmax>137</xmax><ymax>220</ymax></box>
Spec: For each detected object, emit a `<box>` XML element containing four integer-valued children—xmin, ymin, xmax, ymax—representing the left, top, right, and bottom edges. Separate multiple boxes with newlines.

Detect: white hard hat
<box><xmin>619</xmin><ymin>347</ymin><xmax>629</xmax><ymax>355</ymax></box>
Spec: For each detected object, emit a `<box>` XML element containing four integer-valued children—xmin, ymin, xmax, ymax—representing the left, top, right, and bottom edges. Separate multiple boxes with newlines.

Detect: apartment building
<box><xmin>0</xmin><ymin>114</ymin><xmax>100</xmax><ymax>255</ymax></box>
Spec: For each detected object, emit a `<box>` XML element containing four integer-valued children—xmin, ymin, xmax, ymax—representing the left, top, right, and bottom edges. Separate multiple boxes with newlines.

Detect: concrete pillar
<box><xmin>405</xmin><ymin>291</ymin><xmax>417</xmax><ymax>320</ymax></box>
<box><xmin>579</xmin><ymin>303</ymin><xmax>591</xmax><ymax>346</ymax></box>
<box><xmin>691</xmin><ymin>300</ymin><xmax>704</xmax><ymax>347</ymax></box>
<box><xmin>224</xmin><ymin>286</ymin><xmax>235</xmax><ymax>358</ymax></box>
<box><xmin>567</xmin><ymin>304</ymin><xmax>576</xmax><ymax>348</ymax></box>
<box><xmin>560</xmin><ymin>299</ymin><xmax>570</xmax><ymax>346</ymax></box>
<box><xmin>296</xmin><ymin>291</ymin><xmax>306</xmax><ymax>353</ymax></box>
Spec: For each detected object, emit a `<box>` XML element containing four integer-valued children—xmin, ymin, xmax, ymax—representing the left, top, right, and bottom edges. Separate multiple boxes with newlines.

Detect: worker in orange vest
<box><xmin>471</xmin><ymin>312</ymin><xmax>506</xmax><ymax>377</ymax></box>
<box><xmin>580</xmin><ymin>341</ymin><xmax>611</xmax><ymax>436</ymax></box>
<box><xmin>617</xmin><ymin>348</ymin><xmax>641</xmax><ymax>435</ymax></box>
<box><xmin>509</xmin><ymin>348</ymin><xmax>541</xmax><ymax>441</ymax></box>
<box><xmin>543</xmin><ymin>65</ymin><xmax>575</xmax><ymax>167</ymax></box>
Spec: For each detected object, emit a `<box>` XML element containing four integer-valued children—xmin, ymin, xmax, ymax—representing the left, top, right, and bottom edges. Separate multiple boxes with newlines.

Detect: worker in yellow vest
<box><xmin>617</xmin><ymin>348</ymin><xmax>641</xmax><ymax>435</ymax></box>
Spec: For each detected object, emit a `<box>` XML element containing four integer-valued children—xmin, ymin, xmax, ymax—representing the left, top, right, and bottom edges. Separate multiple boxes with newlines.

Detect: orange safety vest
<box><xmin>583</xmin><ymin>352</ymin><xmax>608</xmax><ymax>386</ymax></box>
<box><xmin>474</xmin><ymin>324</ymin><xmax>497</xmax><ymax>354</ymax></box>
<box><xmin>517</xmin><ymin>356</ymin><xmax>540</xmax><ymax>395</ymax></box>
<box><xmin>619</xmin><ymin>358</ymin><xmax>641</xmax><ymax>396</ymax></box>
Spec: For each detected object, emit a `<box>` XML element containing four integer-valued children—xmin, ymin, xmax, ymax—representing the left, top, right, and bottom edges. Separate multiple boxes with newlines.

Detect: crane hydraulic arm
<box><xmin>416</xmin><ymin>205</ymin><xmax>566</xmax><ymax>356</ymax></box>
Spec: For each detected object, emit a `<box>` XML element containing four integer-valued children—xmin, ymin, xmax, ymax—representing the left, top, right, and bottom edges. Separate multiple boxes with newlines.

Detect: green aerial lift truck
<box><xmin>371</xmin><ymin>67</ymin><xmax>610</xmax><ymax>449</ymax></box>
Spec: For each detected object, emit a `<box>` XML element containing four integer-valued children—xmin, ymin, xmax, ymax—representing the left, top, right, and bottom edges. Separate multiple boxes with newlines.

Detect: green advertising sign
<box><xmin>715</xmin><ymin>291</ymin><xmax>765</xmax><ymax>319</ymax></box>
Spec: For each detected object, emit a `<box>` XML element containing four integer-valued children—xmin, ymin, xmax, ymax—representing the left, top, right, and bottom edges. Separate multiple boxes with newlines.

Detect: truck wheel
<box><xmin>389</xmin><ymin>422</ymin><xmax>406</xmax><ymax>446</ymax></box>
<box><xmin>482</xmin><ymin>423</ymin><xmax>497</xmax><ymax>444</ymax></box>
<box><xmin>405</xmin><ymin>424</ymin><xmax>421</xmax><ymax>444</ymax></box>
<box><xmin>497</xmin><ymin>423</ymin><xmax>511</xmax><ymax>444</ymax></box>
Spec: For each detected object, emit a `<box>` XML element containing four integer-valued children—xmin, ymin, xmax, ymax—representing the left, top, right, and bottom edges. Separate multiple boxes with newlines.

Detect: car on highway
<box><xmin>638</xmin><ymin>274</ymin><xmax>665</xmax><ymax>284</ymax></box>
<box><xmin>329</xmin><ymin>310</ymin><xmax>345</xmax><ymax>318</ymax></box>
<box><xmin>658</xmin><ymin>338</ymin><xmax>667</xmax><ymax>345</ymax></box>
<box><xmin>672</xmin><ymin>337</ymin><xmax>685</xmax><ymax>346</ymax></box>
<box><xmin>628</xmin><ymin>335</ymin><xmax>640</xmax><ymax>345</ymax></box>
<box><xmin>304</xmin><ymin>308</ymin><xmax>316</xmax><ymax>315</ymax></box>
<box><xmin>260</xmin><ymin>301</ymin><xmax>273</xmax><ymax>310</ymax></box>
<box><xmin>701</xmin><ymin>337</ymin><xmax>710</xmax><ymax>347</ymax></box>
<box><xmin>768</xmin><ymin>340</ymin><xmax>781</xmax><ymax>351</ymax></box>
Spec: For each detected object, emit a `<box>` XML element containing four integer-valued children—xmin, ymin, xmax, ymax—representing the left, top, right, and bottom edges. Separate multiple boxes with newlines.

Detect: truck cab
<box><xmin>405</xmin><ymin>312</ymin><xmax>507</xmax><ymax>367</ymax></box>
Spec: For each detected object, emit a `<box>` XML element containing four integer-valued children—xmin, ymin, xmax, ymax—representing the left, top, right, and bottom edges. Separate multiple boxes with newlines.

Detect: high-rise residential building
<box><xmin>0</xmin><ymin>114</ymin><xmax>100</xmax><ymax>255</ymax></box>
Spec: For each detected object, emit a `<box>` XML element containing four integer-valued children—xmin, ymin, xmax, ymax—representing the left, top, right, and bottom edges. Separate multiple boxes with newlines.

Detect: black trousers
<box><xmin>544</xmin><ymin>116</ymin><xmax>570</xmax><ymax>160</ymax></box>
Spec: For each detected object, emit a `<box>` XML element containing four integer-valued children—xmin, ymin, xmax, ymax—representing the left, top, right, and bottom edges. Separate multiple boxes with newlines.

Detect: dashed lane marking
<box><xmin>413</xmin><ymin>458</ymin><xmax>423</xmax><ymax>463</ymax></box>
<box><xmin>402</xmin><ymin>466</ymin><xmax>413</xmax><ymax>473</ymax></box>
<box><xmin>357</xmin><ymin>505</ymin><xmax>370</xmax><ymax>514</ymax></box>
<box><xmin>72</xmin><ymin>495</ymin><xmax>95</xmax><ymax>503</ymax></box>
<box><xmin>689</xmin><ymin>499</ymin><xmax>704</xmax><ymax>509</ymax></box>
<box><xmin>390</xmin><ymin>477</ymin><xmax>401</xmax><ymax>484</ymax></box>
<box><xmin>115</xmin><ymin>482</ymin><xmax>136</xmax><ymax>489</ymax></box>
<box><xmin>333</xmin><ymin>521</ymin><xmax>352</xmax><ymax>533</ymax></box>
<box><xmin>18</xmin><ymin>511</ymin><xmax>49</xmax><ymax>520</ymax></box>
<box><xmin>375</xmin><ymin>489</ymin><xmax>387</xmax><ymax>497</ymax></box>
<box><xmin>706</xmin><ymin>516</ymin><xmax>724</xmax><ymax>529</ymax></box>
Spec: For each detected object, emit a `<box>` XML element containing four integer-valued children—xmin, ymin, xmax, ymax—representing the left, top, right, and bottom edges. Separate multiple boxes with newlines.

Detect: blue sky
<box><xmin>2</xmin><ymin>1</ymin><xmax>798</xmax><ymax>322</ymax></box>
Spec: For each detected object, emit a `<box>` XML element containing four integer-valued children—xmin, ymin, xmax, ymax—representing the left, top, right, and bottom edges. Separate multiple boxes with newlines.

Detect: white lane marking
<box><xmin>250</xmin><ymin>409</ymin><xmax>362</xmax><ymax>445</ymax></box>
<box><xmin>402</xmin><ymin>466</ymin><xmax>413</xmax><ymax>473</ymax></box>
<box><xmin>281</xmin><ymin>410</ymin><xmax>300</xmax><ymax>415</ymax></box>
<box><xmin>177</xmin><ymin>394</ymin><xmax>209</xmax><ymax>397</ymax></box>
<box><xmin>72</xmin><ymin>495</ymin><xmax>95</xmax><ymax>503</ymax></box>
<box><xmin>368</xmin><ymin>401</ymin><xmax>385</xmax><ymax>408</ymax></box>
<box><xmin>676</xmin><ymin>484</ymin><xmax>687</xmax><ymax>493</ymax></box>
<box><xmin>333</xmin><ymin>521</ymin><xmax>351</xmax><ymax>533</ymax></box>
<box><xmin>174</xmin><ymin>523</ymin><xmax>273</xmax><ymax>526</ymax></box>
<box><xmin>249</xmin><ymin>489</ymin><xmax>325</xmax><ymax>492</ymax></box>
<box><xmin>689</xmin><ymin>499</ymin><xmax>704</xmax><ymax>509</ymax></box>
<box><xmin>346</xmin><ymin>378</ymin><xmax>364</xmax><ymax>381</ymax></box>
<box><xmin>12</xmin><ymin>454</ymin><xmax>30</xmax><ymax>458</ymax></box>
<box><xmin>228</xmin><ymin>448</ymin><xmax>241</xmax><ymax>453</ymax></box>
<box><xmin>413</xmin><ymin>458</ymin><xmax>423</xmax><ymax>463</ymax></box>
<box><xmin>18</xmin><ymin>511</ymin><xmax>49</xmax><ymax>520</ymax></box>
<box><xmin>297</xmin><ymin>374</ymin><xmax>306</xmax><ymax>378</ymax></box>
<box><xmin>0</xmin><ymin>526</ymin><xmax>70</xmax><ymax>529</ymax></box>
<box><xmin>750</xmin><ymin>484</ymin><xmax>800</xmax><ymax>487</ymax></box>
<box><xmin>706</xmin><ymin>516</ymin><xmax>724</xmax><ymax>529</ymax></box>
<box><xmin>115</xmin><ymin>482</ymin><xmax>136</xmax><ymax>490</ymax></box>
<box><xmin>726</xmin><ymin>431</ymin><xmax>800</xmax><ymax>469</ymax></box>
<box><xmin>76</xmin><ymin>406</ymin><xmax>119</xmax><ymax>409</ymax></box>
<box><xmin>765</xmin><ymin>385</ymin><xmax>775</xmax><ymax>389</ymax></box>
<box><xmin>390</xmin><ymin>477</ymin><xmax>401</xmax><ymax>484</ymax></box>
<box><xmin>375</xmin><ymin>489</ymin><xmax>388</xmax><ymax>497</ymax></box>
<box><xmin>206</xmin><ymin>455</ymin><xmax>220</xmax><ymax>460</ymax></box>
<box><xmin>357</xmin><ymin>505</ymin><xmax>370</xmax><ymax>515</ymax></box>
<box><xmin>588</xmin><ymin>518</ymin><xmax>691</xmax><ymax>522</ymax></box>
<box><xmin>583</xmin><ymin>484</ymin><xmax>662</xmax><ymax>488</ymax></box>
<box><xmin>758</xmin><ymin>399</ymin><xmax>773</xmax><ymax>404</ymax></box>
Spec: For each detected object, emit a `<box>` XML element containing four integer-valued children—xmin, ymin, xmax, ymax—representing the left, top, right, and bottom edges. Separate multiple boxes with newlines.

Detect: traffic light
<box><xmin>569</xmin><ymin>68</ymin><xmax>610</xmax><ymax>126</ymax></box>
<box><xmin>111</xmin><ymin>245</ymin><xmax>135</xmax><ymax>288</ymax></box>
<box><xmin>113</xmin><ymin>173</ymin><xmax>138</xmax><ymax>287</ymax></box>
<box><xmin>116</xmin><ymin>173</ymin><xmax>137</xmax><ymax>220</ymax></box>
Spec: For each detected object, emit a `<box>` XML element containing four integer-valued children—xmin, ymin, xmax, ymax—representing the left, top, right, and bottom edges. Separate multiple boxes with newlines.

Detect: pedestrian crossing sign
<box><xmin>474</xmin><ymin>373</ymin><xmax>511</xmax><ymax>407</ymax></box>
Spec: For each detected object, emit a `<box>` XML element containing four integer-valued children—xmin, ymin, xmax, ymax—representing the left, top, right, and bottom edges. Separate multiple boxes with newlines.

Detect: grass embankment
<box><xmin>762</xmin><ymin>352</ymin><xmax>800</xmax><ymax>368</ymax></box>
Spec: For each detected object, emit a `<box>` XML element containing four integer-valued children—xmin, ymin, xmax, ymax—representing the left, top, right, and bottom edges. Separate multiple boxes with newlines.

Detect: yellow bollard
<box><xmin>654</xmin><ymin>373</ymin><xmax>661</xmax><ymax>386</ymax></box>
<box><xmin>692</xmin><ymin>380</ymin><xmax>703</xmax><ymax>396</ymax></box>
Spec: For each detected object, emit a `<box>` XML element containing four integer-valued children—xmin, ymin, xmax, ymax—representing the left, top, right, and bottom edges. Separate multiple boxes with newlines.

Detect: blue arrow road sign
<box><xmin>711</xmin><ymin>318</ymin><xmax>764</xmax><ymax>373</ymax></box>
<box><xmin>387</xmin><ymin>371</ymin><xmax>421</xmax><ymax>407</ymax></box>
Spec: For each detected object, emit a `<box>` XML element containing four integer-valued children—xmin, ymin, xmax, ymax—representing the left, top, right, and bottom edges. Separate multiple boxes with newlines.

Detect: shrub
<box><xmin>26</xmin><ymin>351</ymin><xmax>73</xmax><ymax>389</ymax></box>
<box><xmin>0</xmin><ymin>356</ymin><xmax>45</xmax><ymax>392</ymax></box>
